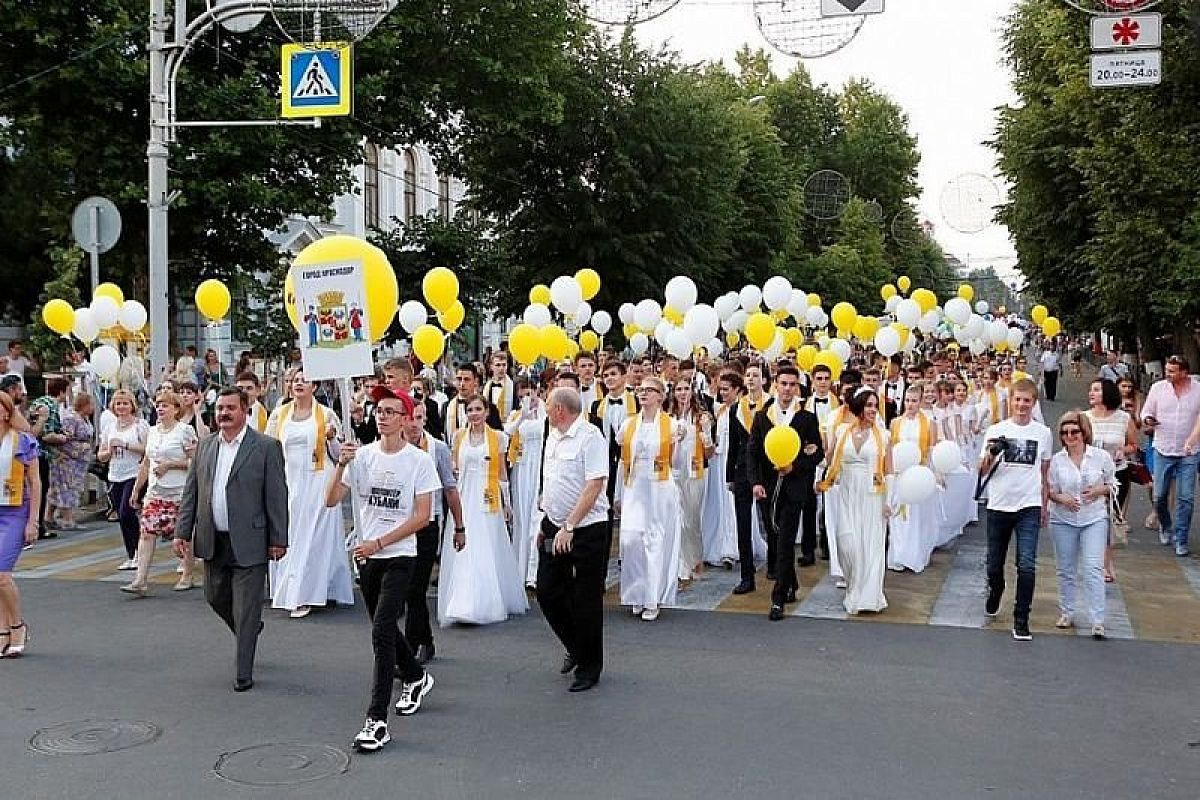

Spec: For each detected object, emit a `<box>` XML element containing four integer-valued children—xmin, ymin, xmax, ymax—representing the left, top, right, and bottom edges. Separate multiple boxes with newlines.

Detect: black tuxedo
<box><xmin>725</xmin><ymin>398</ymin><xmax>770</xmax><ymax>584</ymax></box>
<box><xmin>747</xmin><ymin>398</ymin><xmax>824</xmax><ymax>606</ymax></box>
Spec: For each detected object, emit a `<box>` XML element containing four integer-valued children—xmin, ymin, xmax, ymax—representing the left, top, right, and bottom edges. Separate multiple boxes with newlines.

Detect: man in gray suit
<box><xmin>175</xmin><ymin>387</ymin><xmax>289</xmax><ymax>691</ymax></box>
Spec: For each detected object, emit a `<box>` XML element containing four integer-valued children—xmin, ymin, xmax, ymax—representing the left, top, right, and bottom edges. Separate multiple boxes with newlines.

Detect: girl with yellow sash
<box><xmin>821</xmin><ymin>388</ymin><xmax>891</xmax><ymax>615</ymax></box>
<box><xmin>615</xmin><ymin>377</ymin><xmax>685</xmax><ymax>622</ymax></box>
<box><xmin>886</xmin><ymin>384</ymin><xmax>942</xmax><ymax>574</ymax></box>
<box><xmin>668</xmin><ymin>381</ymin><xmax>713</xmax><ymax>581</ymax></box>
<box><xmin>265</xmin><ymin>369</ymin><xmax>355</xmax><ymax>619</ymax></box>
<box><xmin>502</xmin><ymin>377</ymin><xmax>546</xmax><ymax>588</ymax></box>
<box><xmin>0</xmin><ymin>391</ymin><xmax>41</xmax><ymax>658</ymax></box>
<box><xmin>439</xmin><ymin>395</ymin><xmax>527</xmax><ymax>626</ymax></box>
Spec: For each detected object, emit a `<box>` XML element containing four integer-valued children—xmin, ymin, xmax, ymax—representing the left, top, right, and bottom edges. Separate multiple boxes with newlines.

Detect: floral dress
<box><xmin>49</xmin><ymin>411</ymin><xmax>94</xmax><ymax>509</ymax></box>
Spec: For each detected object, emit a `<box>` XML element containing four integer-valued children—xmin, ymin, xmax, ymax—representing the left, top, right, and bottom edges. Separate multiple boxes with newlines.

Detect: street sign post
<box><xmin>1090</xmin><ymin>13</ymin><xmax>1161</xmax><ymax>49</ymax></box>
<box><xmin>1089</xmin><ymin>50</ymin><xmax>1162</xmax><ymax>87</ymax></box>
<box><xmin>281</xmin><ymin>42</ymin><xmax>353</xmax><ymax>119</ymax></box>
<box><xmin>820</xmin><ymin>0</ymin><xmax>884</xmax><ymax>17</ymax></box>
<box><xmin>70</xmin><ymin>197</ymin><xmax>122</xmax><ymax>293</ymax></box>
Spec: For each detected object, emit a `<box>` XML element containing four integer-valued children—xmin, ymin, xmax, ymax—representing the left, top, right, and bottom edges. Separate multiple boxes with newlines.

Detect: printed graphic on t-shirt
<box><xmin>365</xmin><ymin>470</ymin><xmax>407</xmax><ymax>510</ymax></box>
<box><xmin>1002</xmin><ymin>438</ymin><xmax>1039</xmax><ymax>466</ymax></box>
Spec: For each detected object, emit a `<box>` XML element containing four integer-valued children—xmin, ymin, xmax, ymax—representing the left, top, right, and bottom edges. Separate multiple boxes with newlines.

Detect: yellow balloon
<box><xmin>574</xmin><ymin>268</ymin><xmax>601</xmax><ymax>301</ymax></box>
<box><xmin>95</xmin><ymin>283</ymin><xmax>125</xmax><ymax>305</ymax></box>
<box><xmin>1042</xmin><ymin>317</ymin><xmax>1062</xmax><ymax>338</ymax></box>
<box><xmin>42</xmin><ymin>299</ymin><xmax>75</xmax><ymax>336</ymax></box>
<box><xmin>422</xmin><ymin>267</ymin><xmax>459</xmax><ymax>313</ymax></box>
<box><xmin>957</xmin><ymin>283</ymin><xmax>974</xmax><ymax>302</ymax></box>
<box><xmin>290</xmin><ymin>235</ymin><xmax>398</xmax><ymax>342</ymax></box>
<box><xmin>892</xmin><ymin>323</ymin><xmax>910</xmax><ymax>348</ymax></box>
<box><xmin>744</xmin><ymin>312</ymin><xmax>777</xmax><ymax>351</ymax></box>
<box><xmin>797</xmin><ymin>344</ymin><xmax>817</xmax><ymax>372</ymax></box>
<box><xmin>1031</xmin><ymin>305</ymin><xmax>1048</xmax><ymax>325</ymax></box>
<box><xmin>664</xmin><ymin>306</ymin><xmax>683</xmax><ymax>326</ymax></box>
<box><xmin>830</xmin><ymin>302</ymin><xmax>857</xmax><ymax>332</ymax></box>
<box><xmin>772</xmin><ymin>309</ymin><xmax>788</xmax><ymax>323</ymax></box>
<box><xmin>814</xmin><ymin>350</ymin><xmax>843</xmax><ymax>382</ymax></box>
<box><xmin>912</xmin><ymin>288</ymin><xmax>937</xmax><ymax>314</ymax></box>
<box><xmin>836</xmin><ymin>329</ymin><xmax>851</xmax><ymax>341</ymax></box>
<box><xmin>853</xmin><ymin>315</ymin><xmax>879</xmax><ymax>342</ymax></box>
<box><xmin>529</xmin><ymin>284</ymin><xmax>551</xmax><ymax>306</ymax></box>
<box><xmin>806</xmin><ymin>293</ymin><xmax>821</xmax><ymax>308</ymax></box>
<box><xmin>997</xmin><ymin>305</ymin><xmax>1007</xmax><ymax>316</ymax></box>
<box><xmin>411</xmin><ymin>324</ymin><xmax>446</xmax><ymax>365</ymax></box>
<box><xmin>437</xmin><ymin>300</ymin><xmax>466</xmax><ymax>332</ymax></box>
<box><xmin>897</xmin><ymin>275</ymin><xmax>911</xmax><ymax>293</ymax></box>
<box><xmin>784</xmin><ymin>328</ymin><xmax>802</xmax><ymax>352</ymax></box>
<box><xmin>725</xmin><ymin>331</ymin><xmax>740</xmax><ymax>348</ymax></box>
<box><xmin>539</xmin><ymin>324</ymin><xmax>569</xmax><ymax>361</ymax></box>
<box><xmin>565</xmin><ymin>340</ymin><xmax>580</xmax><ymax>359</ymax></box>
<box><xmin>622</xmin><ymin>323</ymin><xmax>640</xmax><ymax>339</ymax></box>
<box><xmin>881</xmin><ymin>284</ymin><xmax>897</xmax><ymax>302</ymax></box>
<box><xmin>579</xmin><ymin>330</ymin><xmax>600</xmax><ymax>352</ymax></box>
<box><xmin>195</xmin><ymin>279</ymin><xmax>232</xmax><ymax>321</ymax></box>
<box><xmin>994</xmin><ymin>341</ymin><xmax>1008</xmax><ymax>353</ymax></box>
<box><xmin>509</xmin><ymin>323</ymin><xmax>541</xmax><ymax>366</ymax></box>
<box><xmin>764</xmin><ymin>425</ymin><xmax>801</xmax><ymax>469</ymax></box>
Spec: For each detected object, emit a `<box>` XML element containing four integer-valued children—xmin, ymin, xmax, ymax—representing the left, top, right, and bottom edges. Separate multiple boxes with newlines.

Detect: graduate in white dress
<box><xmin>887</xmin><ymin>384</ymin><xmax>940</xmax><ymax>573</ymax></box>
<box><xmin>439</xmin><ymin>395</ymin><xmax>528</xmax><ymax>626</ymax></box>
<box><xmin>934</xmin><ymin>380</ymin><xmax>974</xmax><ymax>545</ymax></box>
<box><xmin>668</xmin><ymin>380</ymin><xmax>713</xmax><ymax>581</ymax></box>
<box><xmin>503</xmin><ymin>377</ymin><xmax>546</xmax><ymax>588</ymax></box>
<box><xmin>819</xmin><ymin>388</ymin><xmax>890</xmax><ymax>615</ymax></box>
<box><xmin>615</xmin><ymin>377</ymin><xmax>685</xmax><ymax>621</ymax></box>
<box><xmin>700</xmin><ymin>373</ymin><xmax>741</xmax><ymax>569</ymax></box>
<box><xmin>265</xmin><ymin>369</ymin><xmax>355</xmax><ymax>618</ymax></box>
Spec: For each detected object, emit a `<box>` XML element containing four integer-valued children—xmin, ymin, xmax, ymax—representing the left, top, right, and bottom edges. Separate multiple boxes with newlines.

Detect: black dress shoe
<box><xmin>732</xmin><ymin>580</ymin><xmax>755</xmax><ymax>595</ymax></box>
<box><xmin>768</xmin><ymin>605</ymin><xmax>785</xmax><ymax>621</ymax></box>
<box><xmin>569</xmin><ymin>675</ymin><xmax>598</xmax><ymax>692</ymax></box>
<box><xmin>766</xmin><ymin>571</ymin><xmax>777</xmax><ymax>582</ymax></box>
<box><xmin>560</xmin><ymin>654</ymin><xmax>578</xmax><ymax>675</ymax></box>
<box><xmin>819</xmin><ymin>550</ymin><xmax>830</xmax><ymax>561</ymax></box>
<box><xmin>797</xmin><ymin>555</ymin><xmax>815</xmax><ymax>567</ymax></box>
<box><xmin>234</xmin><ymin>678</ymin><xmax>254</xmax><ymax>692</ymax></box>
<box><xmin>784</xmin><ymin>588</ymin><xmax>797</xmax><ymax>604</ymax></box>
<box><xmin>415</xmin><ymin>643</ymin><xmax>435</xmax><ymax>665</ymax></box>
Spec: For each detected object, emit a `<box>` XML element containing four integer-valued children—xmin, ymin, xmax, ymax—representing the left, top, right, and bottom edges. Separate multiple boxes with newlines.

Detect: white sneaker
<box><xmin>641</xmin><ymin>608</ymin><xmax>660</xmax><ymax>621</ymax></box>
<box><xmin>631</xmin><ymin>605</ymin><xmax>644</xmax><ymax>616</ymax></box>
<box><xmin>352</xmin><ymin>718</ymin><xmax>390</xmax><ymax>752</ymax></box>
<box><xmin>289</xmin><ymin>606</ymin><xmax>311</xmax><ymax>619</ymax></box>
<box><xmin>395</xmin><ymin>671</ymin><xmax>434</xmax><ymax>716</ymax></box>
<box><xmin>835</xmin><ymin>578</ymin><xmax>848</xmax><ymax>589</ymax></box>
<box><xmin>117</xmin><ymin>558</ymin><xmax>137</xmax><ymax>571</ymax></box>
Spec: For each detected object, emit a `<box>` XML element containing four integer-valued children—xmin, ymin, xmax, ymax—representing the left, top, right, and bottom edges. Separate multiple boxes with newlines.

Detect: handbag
<box><xmin>1126</xmin><ymin>460</ymin><xmax>1152</xmax><ymax>486</ymax></box>
<box><xmin>1108</xmin><ymin>487</ymin><xmax>1129</xmax><ymax>547</ymax></box>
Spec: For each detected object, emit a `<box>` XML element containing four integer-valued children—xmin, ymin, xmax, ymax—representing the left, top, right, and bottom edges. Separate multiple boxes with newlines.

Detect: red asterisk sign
<box><xmin>1112</xmin><ymin>18</ymin><xmax>1140</xmax><ymax>46</ymax></box>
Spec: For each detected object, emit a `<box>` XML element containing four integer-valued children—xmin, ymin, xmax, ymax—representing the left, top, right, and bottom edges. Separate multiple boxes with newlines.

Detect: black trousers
<box><xmin>768</xmin><ymin>483</ymin><xmax>816</xmax><ymax>606</ymax></box>
<box><xmin>733</xmin><ymin>486</ymin><xmax>762</xmax><ymax>582</ymax></box>
<box><xmin>203</xmin><ymin>532</ymin><xmax>267</xmax><ymax>683</ymax></box>
<box><xmin>536</xmin><ymin>517</ymin><xmax>609</xmax><ymax>682</ymax></box>
<box><xmin>403</xmin><ymin>523</ymin><xmax>439</xmax><ymax>649</ymax></box>
<box><xmin>108</xmin><ymin>478</ymin><xmax>139</xmax><ymax>558</ymax></box>
<box><xmin>1043</xmin><ymin>370</ymin><xmax>1059</xmax><ymax>401</ymax></box>
<box><xmin>360</xmin><ymin>555</ymin><xmax>424</xmax><ymax>721</ymax></box>
<box><xmin>37</xmin><ymin>455</ymin><xmax>50</xmax><ymax>537</ymax></box>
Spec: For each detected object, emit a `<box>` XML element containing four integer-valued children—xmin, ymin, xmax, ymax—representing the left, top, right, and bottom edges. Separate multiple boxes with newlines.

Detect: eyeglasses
<box><xmin>636</xmin><ymin>387</ymin><xmax>660</xmax><ymax>394</ymax></box>
<box><xmin>376</xmin><ymin>408</ymin><xmax>408</xmax><ymax>419</ymax></box>
<box><xmin>1059</xmin><ymin>427</ymin><xmax>1082</xmax><ymax>436</ymax></box>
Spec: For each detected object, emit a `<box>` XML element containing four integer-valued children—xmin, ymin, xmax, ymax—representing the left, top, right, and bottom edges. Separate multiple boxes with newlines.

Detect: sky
<box><xmin>624</xmin><ymin>0</ymin><xmax>1022</xmax><ymax>279</ymax></box>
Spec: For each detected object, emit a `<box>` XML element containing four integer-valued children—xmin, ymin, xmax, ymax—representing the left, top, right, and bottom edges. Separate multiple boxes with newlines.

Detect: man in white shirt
<box><xmin>326</xmin><ymin>386</ymin><xmax>439</xmax><ymax>753</ymax></box>
<box><xmin>1039</xmin><ymin>344</ymin><xmax>1061</xmax><ymax>401</ymax></box>
<box><xmin>978</xmin><ymin>378</ymin><xmax>1053</xmax><ymax>641</ymax></box>
<box><xmin>537</xmin><ymin>386</ymin><xmax>610</xmax><ymax>693</ymax></box>
<box><xmin>574</xmin><ymin>350</ymin><xmax>601</xmax><ymax>410</ymax></box>
<box><xmin>6</xmin><ymin>340</ymin><xmax>37</xmax><ymax>379</ymax></box>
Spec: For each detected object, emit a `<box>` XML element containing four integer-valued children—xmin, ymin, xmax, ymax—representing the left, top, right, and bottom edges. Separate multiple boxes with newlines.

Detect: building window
<box><xmin>438</xmin><ymin>174</ymin><xmax>451</xmax><ymax>220</ymax></box>
<box><xmin>363</xmin><ymin>143</ymin><xmax>381</xmax><ymax>229</ymax></box>
<box><xmin>404</xmin><ymin>149</ymin><xmax>418</xmax><ymax>222</ymax></box>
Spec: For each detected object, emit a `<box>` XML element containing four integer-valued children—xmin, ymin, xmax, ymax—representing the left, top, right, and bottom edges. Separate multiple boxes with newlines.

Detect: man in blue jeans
<box><xmin>978</xmin><ymin>379</ymin><xmax>1053</xmax><ymax>641</ymax></box>
<box><xmin>1145</xmin><ymin>355</ymin><xmax>1200</xmax><ymax>557</ymax></box>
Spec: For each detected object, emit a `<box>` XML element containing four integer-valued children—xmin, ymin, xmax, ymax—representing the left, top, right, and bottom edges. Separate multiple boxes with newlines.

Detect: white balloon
<box><xmin>683</xmin><ymin>303</ymin><xmax>720</xmax><ymax>346</ymax></box>
<box><xmin>762</xmin><ymin>276</ymin><xmax>793</xmax><ymax>312</ymax></box>
<box><xmin>897</xmin><ymin>465</ymin><xmax>938</xmax><ymax>505</ymax></box>
<box><xmin>763</xmin><ymin>330</ymin><xmax>785</xmax><ymax>361</ymax></box>
<box><xmin>666</xmin><ymin>327</ymin><xmax>693</xmax><ymax>359</ymax></box>
<box><xmin>895</xmin><ymin>298</ymin><xmax>921</xmax><ymax>328</ymax></box>
<box><xmin>634</xmin><ymin>299</ymin><xmax>662</xmax><ymax>331</ymax></box>
<box><xmin>714</xmin><ymin>293</ymin><xmax>739</xmax><ymax>321</ymax></box>
<box><xmin>523</xmin><ymin>303</ymin><xmax>552</xmax><ymax>328</ymax></box>
<box><xmin>884</xmin><ymin>295</ymin><xmax>901</xmax><ymax>314</ymax></box>
<box><xmin>724</xmin><ymin>309</ymin><xmax>749</xmax><ymax>333</ymax></box>
<box><xmin>664</xmin><ymin>276</ymin><xmax>698</xmax><ymax>313</ymax></box>
<box><xmin>118</xmin><ymin>300</ymin><xmax>148</xmax><ymax>332</ymax></box>
<box><xmin>1006</xmin><ymin>327</ymin><xmax>1025</xmax><ymax>351</ymax></box>
<box><xmin>550</xmin><ymin>276</ymin><xmax>583</xmax><ymax>315</ymax></box>
<box><xmin>892</xmin><ymin>440</ymin><xmax>921</xmax><ymax>474</ymax></box>
<box><xmin>965</xmin><ymin>314</ymin><xmax>986</xmax><ymax>340</ymax></box>
<box><xmin>944</xmin><ymin>297</ymin><xmax>971</xmax><ymax>326</ymax></box>
<box><xmin>805</xmin><ymin>305</ymin><xmax>825</xmax><ymax>327</ymax></box>
<box><xmin>91</xmin><ymin>344</ymin><xmax>121</xmax><ymax>380</ymax></box>
<box><xmin>786</xmin><ymin>289</ymin><xmax>808</xmax><ymax>320</ymax></box>
<box><xmin>573</xmin><ymin>301</ymin><xmax>592</xmax><ymax>327</ymax></box>
<box><xmin>931</xmin><ymin>440</ymin><xmax>964</xmax><ymax>475</ymax></box>
<box><xmin>975</xmin><ymin>300</ymin><xmax>990</xmax><ymax>315</ymax></box>
<box><xmin>829</xmin><ymin>337</ymin><xmax>852</xmax><ymax>363</ymax></box>
<box><xmin>988</xmin><ymin>320</ymin><xmax>1009</xmax><ymax>346</ymax></box>
<box><xmin>72</xmin><ymin>308</ymin><xmax>99</xmax><ymax>343</ymax></box>
<box><xmin>969</xmin><ymin>338</ymin><xmax>988</xmax><ymax>356</ymax></box>
<box><xmin>90</xmin><ymin>295</ymin><xmax>120</xmax><ymax>329</ymax></box>
<box><xmin>918</xmin><ymin>310</ymin><xmax>940</xmax><ymax>334</ymax></box>
<box><xmin>618</xmin><ymin>302</ymin><xmax>635</xmax><ymax>325</ymax></box>
<box><xmin>705</xmin><ymin>336</ymin><xmax>724</xmax><ymax>358</ymax></box>
<box><xmin>654</xmin><ymin>319</ymin><xmax>673</xmax><ymax>347</ymax></box>
<box><xmin>629</xmin><ymin>332</ymin><xmax>649</xmax><ymax>356</ymax></box>
<box><xmin>874</xmin><ymin>326</ymin><xmax>901</xmax><ymax>357</ymax></box>
<box><xmin>399</xmin><ymin>300</ymin><xmax>428</xmax><ymax>334</ymax></box>
<box><xmin>591</xmin><ymin>310</ymin><xmax>612</xmax><ymax>336</ymax></box>
<box><xmin>739</xmin><ymin>284</ymin><xmax>762</xmax><ymax>313</ymax></box>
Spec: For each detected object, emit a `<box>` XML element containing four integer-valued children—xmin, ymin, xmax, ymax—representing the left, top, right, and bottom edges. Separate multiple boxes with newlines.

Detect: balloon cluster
<box><xmin>507</xmin><ymin>270</ymin><xmax>608</xmax><ymax>367</ymax></box>
<box><xmin>40</xmin><ymin>283</ymin><xmax>149</xmax><ymax>381</ymax></box>
<box><xmin>398</xmin><ymin>265</ymin><xmax>466</xmax><ymax>366</ymax></box>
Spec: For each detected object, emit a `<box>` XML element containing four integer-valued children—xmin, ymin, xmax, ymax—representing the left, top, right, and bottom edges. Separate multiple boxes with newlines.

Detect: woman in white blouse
<box><xmin>1047</xmin><ymin>411</ymin><xmax>1116</xmax><ymax>640</ymax></box>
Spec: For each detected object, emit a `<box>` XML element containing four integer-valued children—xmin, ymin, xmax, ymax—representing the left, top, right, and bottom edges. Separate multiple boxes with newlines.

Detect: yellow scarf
<box><xmin>485</xmin><ymin>378</ymin><xmax>510</xmax><ymax>415</ymax></box>
<box><xmin>985</xmin><ymin>388</ymin><xmax>1001</xmax><ymax>423</ymax></box>
<box><xmin>676</xmin><ymin>414</ymin><xmax>706</xmax><ymax>479</ymax></box>
<box><xmin>277</xmin><ymin>402</ymin><xmax>327</xmax><ymax>471</ymax></box>
<box><xmin>252</xmin><ymin>403</ymin><xmax>267</xmax><ymax>433</ymax></box>
<box><xmin>597</xmin><ymin>388</ymin><xmax>637</xmax><ymax>420</ymax></box>
<box><xmin>766</xmin><ymin>398</ymin><xmax>798</xmax><ymax>426</ymax></box>
<box><xmin>446</xmin><ymin>398</ymin><xmax>465</xmax><ymax>439</ymax></box>
<box><xmin>622</xmin><ymin>411</ymin><xmax>672</xmax><ymax>485</ymax></box>
<box><xmin>1</xmin><ymin>431</ymin><xmax>25</xmax><ymax>507</ymax></box>
<box><xmin>819</xmin><ymin>424</ymin><xmax>886</xmax><ymax>494</ymax></box>
<box><xmin>454</xmin><ymin>427</ymin><xmax>502</xmax><ymax>513</ymax></box>
<box><xmin>890</xmin><ymin>414</ymin><xmax>931</xmax><ymax>462</ymax></box>
<box><xmin>737</xmin><ymin>395</ymin><xmax>764</xmax><ymax>431</ymax></box>
<box><xmin>805</xmin><ymin>393</ymin><xmax>840</xmax><ymax>414</ymax></box>
<box><xmin>506</xmin><ymin>410</ymin><xmax>524</xmax><ymax>466</ymax></box>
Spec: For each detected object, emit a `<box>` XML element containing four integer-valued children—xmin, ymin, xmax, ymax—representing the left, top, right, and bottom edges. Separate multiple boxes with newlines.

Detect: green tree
<box><xmin>27</xmin><ymin>244</ymin><xmax>86</xmax><ymax>369</ymax></box>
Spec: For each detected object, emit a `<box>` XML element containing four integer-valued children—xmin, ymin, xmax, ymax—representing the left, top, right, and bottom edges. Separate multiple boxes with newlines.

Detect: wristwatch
<box><xmin>564</xmin><ymin>521</ymin><xmax>575</xmax><ymax>534</ymax></box>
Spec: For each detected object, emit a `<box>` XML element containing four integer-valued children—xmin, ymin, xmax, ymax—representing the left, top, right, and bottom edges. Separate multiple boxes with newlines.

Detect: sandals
<box><xmin>4</xmin><ymin>623</ymin><xmax>27</xmax><ymax>657</ymax></box>
<box><xmin>0</xmin><ymin>630</ymin><xmax>9</xmax><ymax>657</ymax></box>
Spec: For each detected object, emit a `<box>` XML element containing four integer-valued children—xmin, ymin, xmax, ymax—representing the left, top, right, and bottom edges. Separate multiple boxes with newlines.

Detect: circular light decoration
<box><xmin>753</xmin><ymin>0</ymin><xmax>866</xmax><ymax>59</ymax></box>
<box><xmin>863</xmin><ymin>199</ymin><xmax>884</xmax><ymax>226</ymax></box>
<box><xmin>272</xmin><ymin>0</ymin><xmax>393</xmax><ymax>44</ymax></box>
<box><xmin>1059</xmin><ymin>0</ymin><xmax>1161</xmax><ymax>13</ymax></box>
<box><xmin>890</xmin><ymin>211</ymin><xmax>923</xmax><ymax>249</ymax></box>
<box><xmin>939</xmin><ymin>172</ymin><xmax>1001</xmax><ymax>234</ymax></box>
<box><xmin>802</xmin><ymin>169</ymin><xmax>852</xmax><ymax>220</ymax></box>
<box><xmin>580</xmin><ymin>0</ymin><xmax>683</xmax><ymax>25</ymax></box>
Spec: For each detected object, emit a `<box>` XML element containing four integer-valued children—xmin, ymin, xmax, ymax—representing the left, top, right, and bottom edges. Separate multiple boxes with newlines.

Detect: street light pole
<box><xmin>147</xmin><ymin>0</ymin><xmax>171</xmax><ymax>383</ymax></box>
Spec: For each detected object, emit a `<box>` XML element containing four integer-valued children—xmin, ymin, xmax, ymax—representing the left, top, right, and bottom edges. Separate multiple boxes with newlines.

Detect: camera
<box><xmin>987</xmin><ymin>436</ymin><xmax>1009</xmax><ymax>457</ymax></box>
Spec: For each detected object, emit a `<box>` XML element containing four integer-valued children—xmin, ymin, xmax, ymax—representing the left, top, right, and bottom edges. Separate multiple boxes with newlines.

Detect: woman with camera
<box><xmin>1046</xmin><ymin>411</ymin><xmax>1116</xmax><ymax>640</ymax></box>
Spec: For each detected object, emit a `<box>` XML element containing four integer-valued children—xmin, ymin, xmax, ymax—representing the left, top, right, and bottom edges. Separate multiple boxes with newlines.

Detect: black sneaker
<box><xmin>395</xmin><ymin>671</ymin><xmax>434</xmax><ymax>715</ymax></box>
<box><xmin>985</xmin><ymin>587</ymin><xmax>1002</xmax><ymax>617</ymax></box>
<box><xmin>353</xmin><ymin>718</ymin><xmax>390</xmax><ymax>752</ymax></box>
<box><xmin>1012</xmin><ymin>622</ymin><xmax>1032</xmax><ymax>641</ymax></box>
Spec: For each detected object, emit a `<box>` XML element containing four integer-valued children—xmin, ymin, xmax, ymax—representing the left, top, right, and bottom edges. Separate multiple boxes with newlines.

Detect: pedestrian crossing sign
<box><xmin>281</xmin><ymin>42</ymin><xmax>352</xmax><ymax>119</ymax></box>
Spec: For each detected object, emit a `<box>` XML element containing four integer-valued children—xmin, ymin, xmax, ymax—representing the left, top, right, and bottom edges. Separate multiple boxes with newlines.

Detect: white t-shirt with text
<box><xmin>342</xmin><ymin>442</ymin><xmax>440</xmax><ymax>558</ymax></box>
<box><xmin>979</xmin><ymin>418</ymin><xmax>1053</xmax><ymax>512</ymax></box>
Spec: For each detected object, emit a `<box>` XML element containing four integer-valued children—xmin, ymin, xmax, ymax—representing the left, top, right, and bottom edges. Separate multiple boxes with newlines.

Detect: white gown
<box><xmin>886</xmin><ymin>416</ymin><xmax>939</xmax><ymax>573</ymax></box>
<box><xmin>438</xmin><ymin>433</ymin><xmax>528</xmax><ymax>626</ymax></box>
<box><xmin>269</xmin><ymin>411</ymin><xmax>355</xmax><ymax>610</ymax></box>
<box><xmin>934</xmin><ymin>406</ymin><xmax>972</xmax><ymax>546</ymax></box>
<box><xmin>701</xmin><ymin>408</ymin><xmax>739</xmax><ymax>566</ymax></box>
<box><xmin>504</xmin><ymin>410</ymin><xmax>545</xmax><ymax>586</ymax></box>
<box><xmin>675</xmin><ymin>417</ymin><xmax>707</xmax><ymax>580</ymax></box>
<box><xmin>830</xmin><ymin>428</ymin><xmax>888</xmax><ymax>614</ymax></box>
<box><xmin>618</xmin><ymin>415</ymin><xmax>683</xmax><ymax>610</ymax></box>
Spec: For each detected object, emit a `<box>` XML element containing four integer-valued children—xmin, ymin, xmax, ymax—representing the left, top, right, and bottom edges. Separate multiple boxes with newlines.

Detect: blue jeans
<box><xmin>1050</xmin><ymin>518</ymin><xmax>1108</xmax><ymax>625</ymax></box>
<box><xmin>1152</xmin><ymin>452</ymin><xmax>1197</xmax><ymax>548</ymax></box>
<box><xmin>986</xmin><ymin>507</ymin><xmax>1041</xmax><ymax>626</ymax></box>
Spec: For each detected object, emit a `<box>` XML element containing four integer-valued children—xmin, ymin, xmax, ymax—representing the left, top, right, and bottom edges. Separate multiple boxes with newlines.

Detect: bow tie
<box><xmin>814</xmin><ymin>398</ymin><xmax>828</xmax><ymax>404</ymax></box>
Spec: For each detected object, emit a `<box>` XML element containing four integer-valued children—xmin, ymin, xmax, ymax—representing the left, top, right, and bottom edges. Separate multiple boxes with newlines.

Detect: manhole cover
<box><xmin>30</xmin><ymin>719</ymin><xmax>161</xmax><ymax>756</ymax></box>
<box><xmin>215</xmin><ymin>743</ymin><xmax>350</xmax><ymax>787</ymax></box>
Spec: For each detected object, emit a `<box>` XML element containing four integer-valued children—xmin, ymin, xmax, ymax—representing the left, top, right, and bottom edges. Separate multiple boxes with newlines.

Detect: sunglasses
<box><xmin>1059</xmin><ymin>427</ymin><xmax>1082</xmax><ymax>436</ymax></box>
